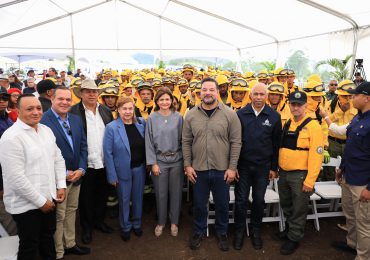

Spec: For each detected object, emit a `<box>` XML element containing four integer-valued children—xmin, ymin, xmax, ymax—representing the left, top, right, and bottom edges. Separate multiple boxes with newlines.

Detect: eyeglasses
<box><xmin>302</xmin><ymin>84</ymin><xmax>325</xmax><ymax>92</ymax></box>
<box><xmin>62</xmin><ymin>121</ymin><xmax>72</xmax><ymax>136</ymax></box>
<box><xmin>329</xmin><ymin>83</ymin><xmax>338</xmax><ymax>86</ymax></box>
<box><xmin>230</xmin><ymin>78</ymin><xmax>248</xmax><ymax>87</ymax></box>
<box><xmin>10</xmin><ymin>94</ymin><xmax>20</xmax><ymax>97</ymax></box>
<box><xmin>268</xmin><ymin>84</ymin><xmax>284</xmax><ymax>93</ymax></box>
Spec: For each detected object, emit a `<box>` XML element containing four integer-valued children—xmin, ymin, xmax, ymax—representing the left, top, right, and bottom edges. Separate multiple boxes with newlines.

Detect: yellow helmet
<box><xmin>307</xmin><ymin>74</ymin><xmax>322</xmax><ymax>83</ymax></box>
<box><xmin>216</xmin><ymin>74</ymin><xmax>229</xmax><ymax>86</ymax></box>
<box><xmin>335</xmin><ymin>79</ymin><xmax>356</xmax><ymax>95</ymax></box>
<box><xmin>177</xmin><ymin>78</ymin><xmax>189</xmax><ymax>86</ymax></box>
<box><xmin>189</xmin><ymin>79</ymin><xmax>200</xmax><ymax>91</ymax></box>
<box><xmin>303</xmin><ymin>80</ymin><xmax>325</xmax><ymax>97</ymax></box>
<box><xmin>182</xmin><ymin>64</ymin><xmax>194</xmax><ymax>74</ymax></box>
<box><xmin>145</xmin><ymin>72</ymin><xmax>155</xmax><ymax>81</ymax></box>
<box><xmin>70</xmin><ymin>77</ymin><xmax>82</xmax><ymax>87</ymax></box>
<box><xmin>248</xmin><ymin>79</ymin><xmax>258</xmax><ymax>89</ymax></box>
<box><xmin>243</xmin><ymin>71</ymin><xmax>256</xmax><ymax>81</ymax></box>
<box><xmin>229</xmin><ymin>78</ymin><xmax>249</xmax><ymax>93</ymax></box>
<box><xmin>274</xmin><ymin>67</ymin><xmax>289</xmax><ymax>77</ymax></box>
<box><xmin>131</xmin><ymin>76</ymin><xmax>144</xmax><ymax>87</ymax></box>
<box><xmin>267</xmin><ymin>81</ymin><xmax>285</xmax><ymax>95</ymax></box>
<box><xmin>257</xmin><ymin>69</ymin><xmax>269</xmax><ymax>80</ymax></box>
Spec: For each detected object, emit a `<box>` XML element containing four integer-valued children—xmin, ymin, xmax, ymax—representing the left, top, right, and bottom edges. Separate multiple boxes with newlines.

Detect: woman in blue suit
<box><xmin>103</xmin><ymin>97</ymin><xmax>146</xmax><ymax>241</ymax></box>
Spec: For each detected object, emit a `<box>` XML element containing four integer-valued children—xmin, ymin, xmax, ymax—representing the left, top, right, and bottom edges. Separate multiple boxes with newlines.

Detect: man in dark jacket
<box><xmin>37</xmin><ymin>79</ymin><xmax>57</xmax><ymax>112</ymax></box>
<box><xmin>234</xmin><ymin>83</ymin><xmax>282</xmax><ymax>250</ymax></box>
<box><xmin>0</xmin><ymin>88</ymin><xmax>17</xmax><ymax>236</ymax></box>
<box><xmin>69</xmin><ymin>79</ymin><xmax>113</xmax><ymax>244</ymax></box>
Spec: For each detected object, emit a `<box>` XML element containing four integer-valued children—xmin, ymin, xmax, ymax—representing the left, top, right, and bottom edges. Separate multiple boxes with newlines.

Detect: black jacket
<box><xmin>69</xmin><ymin>101</ymin><xmax>113</xmax><ymax>134</ymax></box>
<box><xmin>237</xmin><ymin>104</ymin><xmax>282</xmax><ymax>171</ymax></box>
<box><xmin>39</xmin><ymin>96</ymin><xmax>52</xmax><ymax>112</ymax></box>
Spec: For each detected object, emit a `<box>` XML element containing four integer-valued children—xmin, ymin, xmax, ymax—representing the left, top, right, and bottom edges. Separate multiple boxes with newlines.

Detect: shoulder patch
<box><xmin>316</xmin><ymin>146</ymin><xmax>323</xmax><ymax>154</ymax></box>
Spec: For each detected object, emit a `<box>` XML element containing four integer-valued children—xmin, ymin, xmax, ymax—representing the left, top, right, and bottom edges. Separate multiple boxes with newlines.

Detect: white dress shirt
<box><xmin>328</xmin><ymin>122</ymin><xmax>348</xmax><ymax>136</ymax></box>
<box><xmin>252</xmin><ymin>104</ymin><xmax>265</xmax><ymax>117</ymax></box>
<box><xmin>0</xmin><ymin>119</ymin><xmax>66</xmax><ymax>214</ymax></box>
<box><xmin>84</xmin><ymin>103</ymin><xmax>105</xmax><ymax>169</ymax></box>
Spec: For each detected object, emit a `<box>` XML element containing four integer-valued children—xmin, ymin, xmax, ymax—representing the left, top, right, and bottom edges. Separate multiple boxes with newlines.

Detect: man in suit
<box><xmin>41</xmin><ymin>86</ymin><xmax>90</xmax><ymax>259</ymax></box>
<box><xmin>70</xmin><ymin>79</ymin><xmax>114</xmax><ymax>244</ymax></box>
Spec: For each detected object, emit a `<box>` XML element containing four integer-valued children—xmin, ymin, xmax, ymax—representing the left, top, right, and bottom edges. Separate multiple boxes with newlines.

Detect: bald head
<box><xmin>250</xmin><ymin>83</ymin><xmax>267</xmax><ymax>110</ymax></box>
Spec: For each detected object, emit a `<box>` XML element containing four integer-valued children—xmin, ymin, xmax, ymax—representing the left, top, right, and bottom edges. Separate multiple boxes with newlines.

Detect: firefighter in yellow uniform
<box><xmin>257</xmin><ymin>69</ymin><xmax>269</xmax><ymax>85</ymax></box>
<box><xmin>216</xmin><ymin>74</ymin><xmax>229</xmax><ymax>104</ymax></box>
<box><xmin>98</xmin><ymin>85</ymin><xmax>119</xmax><ymax>119</ymax></box>
<box><xmin>70</xmin><ymin>77</ymin><xmax>82</xmax><ymax>105</ymax></box>
<box><xmin>277</xmin><ymin>90</ymin><xmax>324</xmax><ymax>255</ymax></box>
<box><xmin>285</xmin><ymin>69</ymin><xmax>300</xmax><ymax>95</ymax></box>
<box><xmin>322</xmin><ymin>79</ymin><xmax>357</xmax><ymax>180</ymax></box>
<box><xmin>134</xmin><ymin>81</ymin><xmax>155</xmax><ymax>120</ymax></box>
<box><xmin>182</xmin><ymin>64</ymin><xmax>194</xmax><ymax>82</ymax></box>
<box><xmin>302</xmin><ymin>80</ymin><xmax>330</xmax><ymax>163</ymax></box>
<box><xmin>267</xmin><ymin>81</ymin><xmax>291</xmax><ymax>126</ymax></box>
<box><xmin>225</xmin><ymin>78</ymin><xmax>250</xmax><ymax>111</ymax></box>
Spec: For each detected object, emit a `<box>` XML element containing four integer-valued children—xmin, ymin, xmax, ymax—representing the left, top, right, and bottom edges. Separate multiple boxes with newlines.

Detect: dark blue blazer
<box><xmin>41</xmin><ymin>109</ymin><xmax>88</xmax><ymax>185</ymax></box>
<box><xmin>103</xmin><ymin>117</ymin><xmax>145</xmax><ymax>183</ymax></box>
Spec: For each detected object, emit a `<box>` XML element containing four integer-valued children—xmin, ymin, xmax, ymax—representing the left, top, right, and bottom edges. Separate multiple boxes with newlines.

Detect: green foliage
<box><xmin>158</xmin><ymin>60</ymin><xmax>165</xmax><ymax>69</ymax></box>
<box><xmin>315</xmin><ymin>54</ymin><xmax>353</xmax><ymax>81</ymax></box>
<box><xmin>258</xmin><ymin>61</ymin><xmax>276</xmax><ymax>72</ymax></box>
<box><xmin>67</xmin><ymin>56</ymin><xmax>75</xmax><ymax>72</ymax></box>
<box><xmin>285</xmin><ymin>50</ymin><xmax>311</xmax><ymax>81</ymax></box>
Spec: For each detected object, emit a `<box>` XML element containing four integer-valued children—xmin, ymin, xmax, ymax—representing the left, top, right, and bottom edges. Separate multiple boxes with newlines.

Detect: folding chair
<box><xmin>246</xmin><ymin>179</ymin><xmax>284</xmax><ymax>236</ymax></box>
<box><xmin>0</xmin><ymin>223</ymin><xmax>18</xmax><ymax>260</ymax></box>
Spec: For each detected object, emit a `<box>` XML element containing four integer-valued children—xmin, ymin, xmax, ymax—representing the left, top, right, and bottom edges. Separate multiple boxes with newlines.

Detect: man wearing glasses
<box><xmin>326</xmin><ymin>79</ymin><xmax>338</xmax><ymax>101</ymax></box>
<box><xmin>41</xmin><ymin>86</ymin><xmax>90</xmax><ymax>259</ymax></box>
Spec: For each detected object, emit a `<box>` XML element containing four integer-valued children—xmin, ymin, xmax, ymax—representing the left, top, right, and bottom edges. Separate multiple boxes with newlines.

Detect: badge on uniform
<box><xmin>316</xmin><ymin>146</ymin><xmax>323</xmax><ymax>154</ymax></box>
<box><xmin>262</xmin><ymin>119</ymin><xmax>272</xmax><ymax>127</ymax></box>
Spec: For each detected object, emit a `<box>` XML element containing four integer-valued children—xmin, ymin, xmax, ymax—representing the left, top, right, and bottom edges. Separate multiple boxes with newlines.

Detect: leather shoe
<box><xmin>81</xmin><ymin>229</ymin><xmax>92</xmax><ymax>244</ymax></box>
<box><xmin>133</xmin><ymin>228</ymin><xmax>143</xmax><ymax>237</ymax></box>
<box><xmin>280</xmin><ymin>239</ymin><xmax>299</xmax><ymax>255</ymax></box>
<box><xmin>95</xmin><ymin>223</ymin><xmax>113</xmax><ymax>234</ymax></box>
<box><xmin>251</xmin><ymin>232</ymin><xmax>263</xmax><ymax>250</ymax></box>
<box><xmin>216</xmin><ymin>234</ymin><xmax>229</xmax><ymax>251</ymax></box>
<box><xmin>121</xmin><ymin>231</ymin><xmax>131</xmax><ymax>241</ymax></box>
<box><xmin>64</xmin><ymin>245</ymin><xmax>90</xmax><ymax>255</ymax></box>
<box><xmin>233</xmin><ymin>230</ymin><xmax>244</xmax><ymax>250</ymax></box>
<box><xmin>332</xmin><ymin>241</ymin><xmax>356</xmax><ymax>255</ymax></box>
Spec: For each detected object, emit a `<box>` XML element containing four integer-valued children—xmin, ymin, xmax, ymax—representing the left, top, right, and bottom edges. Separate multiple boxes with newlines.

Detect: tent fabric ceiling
<box><xmin>0</xmin><ymin>0</ymin><xmax>369</xmax><ymax>51</ymax></box>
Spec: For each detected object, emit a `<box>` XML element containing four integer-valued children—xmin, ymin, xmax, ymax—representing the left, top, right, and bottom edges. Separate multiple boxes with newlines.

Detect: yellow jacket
<box><xmin>279</xmin><ymin>115</ymin><xmax>324</xmax><ymax>188</ymax></box>
<box><xmin>135</xmin><ymin>98</ymin><xmax>155</xmax><ymax>120</ymax></box>
<box><xmin>327</xmin><ymin>100</ymin><xmax>357</xmax><ymax>140</ymax></box>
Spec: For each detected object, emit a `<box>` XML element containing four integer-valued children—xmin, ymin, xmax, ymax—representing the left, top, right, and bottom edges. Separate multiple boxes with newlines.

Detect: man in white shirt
<box><xmin>70</xmin><ymin>79</ymin><xmax>114</xmax><ymax>244</ymax></box>
<box><xmin>0</xmin><ymin>94</ymin><xmax>66</xmax><ymax>260</ymax></box>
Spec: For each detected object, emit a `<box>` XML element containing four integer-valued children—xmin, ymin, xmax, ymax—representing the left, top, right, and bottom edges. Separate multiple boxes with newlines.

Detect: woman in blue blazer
<box><xmin>103</xmin><ymin>97</ymin><xmax>146</xmax><ymax>241</ymax></box>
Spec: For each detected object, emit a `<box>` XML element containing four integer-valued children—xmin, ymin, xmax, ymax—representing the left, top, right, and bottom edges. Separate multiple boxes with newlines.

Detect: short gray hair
<box><xmin>251</xmin><ymin>82</ymin><xmax>268</xmax><ymax>94</ymax></box>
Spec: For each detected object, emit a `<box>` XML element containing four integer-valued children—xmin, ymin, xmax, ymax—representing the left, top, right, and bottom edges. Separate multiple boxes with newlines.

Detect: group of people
<box><xmin>0</xmin><ymin>64</ymin><xmax>369</xmax><ymax>260</ymax></box>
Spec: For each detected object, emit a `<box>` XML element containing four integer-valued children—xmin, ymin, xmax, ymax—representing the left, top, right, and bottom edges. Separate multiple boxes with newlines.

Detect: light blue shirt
<box><xmin>51</xmin><ymin>108</ymin><xmax>74</xmax><ymax>151</ymax></box>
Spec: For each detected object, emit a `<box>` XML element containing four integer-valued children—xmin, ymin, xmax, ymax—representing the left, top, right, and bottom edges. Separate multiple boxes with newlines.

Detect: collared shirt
<box><xmin>340</xmin><ymin>110</ymin><xmax>370</xmax><ymax>190</ymax></box>
<box><xmin>83</xmin><ymin>103</ymin><xmax>105</xmax><ymax>169</ymax></box>
<box><xmin>252</xmin><ymin>104</ymin><xmax>265</xmax><ymax>117</ymax></box>
<box><xmin>328</xmin><ymin>101</ymin><xmax>357</xmax><ymax>140</ymax></box>
<box><xmin>325</xmin><ymin>92</ymin><xmax>337</xmax><ymax>101</ymax></box>
<box><xmin>51</xmin><ymin>108</ymin><xmax>73</xmax><ymax>151</ymax></box>
<box><xmin>182</xmin><ymin>102</ymin><xmax>242</xmax><ymax>171</ymax></box>
<box><xmin>0</xmin><ymin>119</ymin><xmax>66</xmax><ymax>214</ymax></box>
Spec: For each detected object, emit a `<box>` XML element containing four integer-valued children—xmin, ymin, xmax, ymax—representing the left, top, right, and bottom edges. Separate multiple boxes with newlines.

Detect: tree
<box><xmin>258</xmin><ymin>61</ymin><xmax>276</xmax><ymax>72</ymax></box>
<box><xmin>67</xmin><ymin>56</ymin><xmax>75</xmax><ymax>72</ymax></box>
<box><xmin>285</xmin><ymin>50</ymin><xmax>311</xmax><ymax>81</ymax></box>
<box><xmin>315</xmin><ymin>54</ymin><xmax>353</xmax><ymax>81</ymax></box>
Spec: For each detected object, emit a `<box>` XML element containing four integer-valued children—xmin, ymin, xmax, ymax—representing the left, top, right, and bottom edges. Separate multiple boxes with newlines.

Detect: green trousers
<box><xmin>278</xmin><ymin>170</ymin><xmax>312</xmax><ymax>242</ymax></box>
<box><xmin>322</xmin><ymin>138</ymin><xmax>346</xmax><ymax>181</ymax></box>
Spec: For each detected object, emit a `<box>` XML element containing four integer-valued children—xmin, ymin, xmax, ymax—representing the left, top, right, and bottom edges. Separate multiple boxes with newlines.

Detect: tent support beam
<box><xmin>298</xmin><ymin>0</ymin><xmax>359</xmax><ymax>75</ymax></box>
<box><xmin>118</xmin><ymin>0</ymin><xmax>238</xmax><ymax>49</ymax></box>
<box><xmin>69</xmin><ymin>15</ymin><xmax>76</xmax><ymax>67</ymax></box>
<box><xmin>170</xmin><ymin>0</ymin><xmax>278</xmax><ymax>44</ymax></box>
<box><xmin>0</xmin><ymin>0</ymin><xmax>28</xmax><ymax>9</ymax></box>
<box><xmin>0</xmin><ymin>0</ymin><xmax>112</xmax><ymax>40</ymax></box>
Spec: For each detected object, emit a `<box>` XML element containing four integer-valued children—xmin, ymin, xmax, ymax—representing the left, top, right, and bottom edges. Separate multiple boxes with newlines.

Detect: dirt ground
<box><xmin>66</xmin><ymin>200</ymin><xmax>354</xmax><ymax>260</ymax></box>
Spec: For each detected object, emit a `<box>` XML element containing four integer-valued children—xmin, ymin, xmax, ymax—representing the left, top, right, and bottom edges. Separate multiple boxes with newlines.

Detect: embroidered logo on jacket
<box><xmin>262</xmin><ymin>119</ymin><xmax>272</xmax><ymax>127</ymax></box>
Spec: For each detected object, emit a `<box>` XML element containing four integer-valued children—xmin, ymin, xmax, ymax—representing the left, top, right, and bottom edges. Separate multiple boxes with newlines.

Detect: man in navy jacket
<box><xmin>234</xmin><ymin>83</ymin><xmax>282</xmax><ymax>250</ymax></box>
<box><xmin>41</xmin><ymin>86</ymin><xmax>90</xmax><ymax>259</ymax></box>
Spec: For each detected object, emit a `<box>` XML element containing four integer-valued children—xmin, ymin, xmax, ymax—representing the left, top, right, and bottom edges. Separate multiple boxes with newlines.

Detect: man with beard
<box><xmin>182</xmin><ymin>77</ymin><xmax>241</xmax><ymax>251</ymax></box>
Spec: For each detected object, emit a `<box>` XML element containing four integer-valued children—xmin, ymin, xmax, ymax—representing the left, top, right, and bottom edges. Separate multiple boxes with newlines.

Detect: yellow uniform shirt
<box><xmin>279</xmin><ymin>115</ymin><xmax>324</xmax><ymax>188</ymax></box>
<box><xmin>327</xmin><ymin>100</ymin><xmax>357</xmax><ymax>140</ymax></box>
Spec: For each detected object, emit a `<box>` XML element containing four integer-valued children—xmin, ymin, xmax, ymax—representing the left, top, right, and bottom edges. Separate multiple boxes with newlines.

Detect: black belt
<box><xmin>329</xmin><ymin>136</ymin><xmax>346</xmax><ymax>144</ymax></box>
<box><xmin>159</xmin><ymin>151</ymin><xmax>178</xmax><ymax>156</ymax></box>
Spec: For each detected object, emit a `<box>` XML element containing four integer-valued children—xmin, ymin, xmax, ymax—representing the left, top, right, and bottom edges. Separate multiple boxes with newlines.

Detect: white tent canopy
<box><xmin>1</xmin><ymin>0</ymin><xmax>370</xmax><ymax>74</ymax></box>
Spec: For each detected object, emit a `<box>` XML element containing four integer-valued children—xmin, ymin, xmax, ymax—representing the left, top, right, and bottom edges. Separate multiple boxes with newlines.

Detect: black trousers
<box><xmin>12</xmin><ymin>209</ymin><xmax>56</xmax><ymax>260</ymax></box>
<box><xmin>79</xmin><ymin>167</ymin><xmax>109</xmax><ymax>230</ymax></box>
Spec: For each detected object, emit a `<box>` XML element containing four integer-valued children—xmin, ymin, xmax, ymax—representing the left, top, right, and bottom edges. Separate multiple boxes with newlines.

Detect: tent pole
<box><xmin>69</xmin><ymin>15</ymin><xmax>76</xmax><ymax>70</ymax></box>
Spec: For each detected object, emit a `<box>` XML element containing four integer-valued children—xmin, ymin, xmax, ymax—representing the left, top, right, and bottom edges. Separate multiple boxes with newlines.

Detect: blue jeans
<box><xmin>234</xmin><ymin>164</ymin><xmax>269</xmax><ymax>233</ymax></box>
<box><xmin>193</xmin><ymin>170</ymin><xmax>230</xmax><ymax>235</ymax></box>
